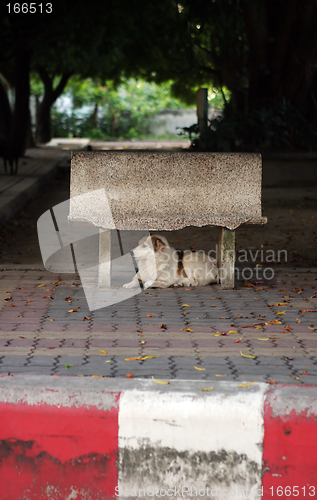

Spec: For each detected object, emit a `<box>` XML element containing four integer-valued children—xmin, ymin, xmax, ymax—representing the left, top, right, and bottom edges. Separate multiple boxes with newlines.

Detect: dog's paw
<box><xmin>123</xmin><ymin>281</ymin><xmax>136</xmax><ymax>289</ymax></box>
<box><xmin>144</xmin><ymin>281</ymin><xmax>154</xmax><ymax>289</ymax></box>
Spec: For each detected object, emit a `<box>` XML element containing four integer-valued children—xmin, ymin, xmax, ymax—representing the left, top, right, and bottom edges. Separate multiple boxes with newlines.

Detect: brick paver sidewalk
<box><xmin>0</xmin><ymin>267</ymin><xmax>316</xmax><ymax>384</ymax></box>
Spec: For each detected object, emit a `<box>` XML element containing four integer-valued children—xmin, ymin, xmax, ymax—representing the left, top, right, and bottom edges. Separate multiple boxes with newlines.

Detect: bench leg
<box><xmin>98</xmin><ymin>229</ymin><xmax>111</xmax><ymax>288</ymax></box>
<box><xmin>218</xmin><ymin>227</ymin><xmax>235</xmax><ymax>289</ymax></box>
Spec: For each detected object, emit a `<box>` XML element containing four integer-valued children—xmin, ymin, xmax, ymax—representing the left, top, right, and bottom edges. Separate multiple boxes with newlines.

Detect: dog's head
<box><xmin>131</xmin><ymin>234</ymin><xmax>169</xmax><ymax>260</ymax></box>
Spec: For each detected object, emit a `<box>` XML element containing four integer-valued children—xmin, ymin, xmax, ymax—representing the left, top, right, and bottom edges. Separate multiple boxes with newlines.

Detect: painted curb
<box><xmin>0</xmin><ymin>376</ymin><xmax>316</xmax><ymax>499</ymax></box>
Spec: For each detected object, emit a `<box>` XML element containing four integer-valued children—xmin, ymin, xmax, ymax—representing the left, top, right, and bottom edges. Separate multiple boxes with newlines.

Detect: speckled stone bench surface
<box><xmin>70</xmin><ymin>151</ymin><xmax>267</xmax><ymax>231</ymax></box>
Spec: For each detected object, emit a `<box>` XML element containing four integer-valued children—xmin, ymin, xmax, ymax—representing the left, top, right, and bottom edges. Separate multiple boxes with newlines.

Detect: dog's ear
<box><xmin>152</xmin><ymin>236</ymin><xmax>166</xmax><ymax>252</ymax></box>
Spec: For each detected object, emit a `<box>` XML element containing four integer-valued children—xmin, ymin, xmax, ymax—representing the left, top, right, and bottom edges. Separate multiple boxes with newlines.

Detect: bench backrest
<box><xmin>70</xmin><ymin>151</ymin><xmax>264</xmax><ymax>231</ymax></box>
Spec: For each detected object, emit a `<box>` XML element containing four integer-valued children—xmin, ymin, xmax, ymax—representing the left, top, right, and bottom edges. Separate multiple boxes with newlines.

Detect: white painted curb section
<box><xmin>118</xmin><ymin>381</ymin><xmax>268</xmax><ymax>500</ymax></box>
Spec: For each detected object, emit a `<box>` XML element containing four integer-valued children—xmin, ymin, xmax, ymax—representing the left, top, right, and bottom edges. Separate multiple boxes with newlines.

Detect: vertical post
<box><xmin>218</xmin><ymin>227</ymin><xmax>235</xmax><ymax>289</ymax></box>
<box><xmin>98</xmin><ymin>228</ymin><xmax>111</xmax><ymax>288</ymax></box>
<box><xmin>197</xmin><ymin>88</ymin><xmax>208</xmax><ymax>148</ymax></box>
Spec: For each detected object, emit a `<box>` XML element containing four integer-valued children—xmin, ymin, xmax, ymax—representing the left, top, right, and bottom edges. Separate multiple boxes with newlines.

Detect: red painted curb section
<box><xmin>262</xmin><ymin>385</ymin><xmax>317</xmax><ymax>500</ymax></box>
<box><xmin>0</xmin><ymin>399</ymin><xmax>119</xmax><ymax>499</ymax></box>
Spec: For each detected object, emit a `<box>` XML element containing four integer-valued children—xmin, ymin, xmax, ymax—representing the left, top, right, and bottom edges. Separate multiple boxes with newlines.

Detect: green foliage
<box><xmin>50</xmin><ymin>77</ymin><xmax>190</xmax><ymax>140</ymax></box>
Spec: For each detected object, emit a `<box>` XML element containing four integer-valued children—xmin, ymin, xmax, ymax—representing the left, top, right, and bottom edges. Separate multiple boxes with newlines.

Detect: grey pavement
<box><xmin>0</xmin><ymin>142</ymin><xmax>316</xmax><ymax>384</ymax></box>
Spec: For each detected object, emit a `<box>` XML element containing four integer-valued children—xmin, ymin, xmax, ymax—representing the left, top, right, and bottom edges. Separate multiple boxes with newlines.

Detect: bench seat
<box><xmin>70</xmin><ymin>151</ymin><xmax>267</xmax><ymax>289</ymax></box>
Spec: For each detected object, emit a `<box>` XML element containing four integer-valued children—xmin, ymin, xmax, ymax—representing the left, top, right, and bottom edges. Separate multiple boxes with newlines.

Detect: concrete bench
<box><xmin>69</xmin><ymin>151</ymin><xmax>267</xmax><ymax>289</ymax></box>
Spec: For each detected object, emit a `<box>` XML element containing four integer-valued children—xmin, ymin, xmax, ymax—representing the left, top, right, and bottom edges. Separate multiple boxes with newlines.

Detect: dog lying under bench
<box><xmin>123</xmin><ymin>234</ymin><xmax>218</xmax><ymax>289</ymax></box>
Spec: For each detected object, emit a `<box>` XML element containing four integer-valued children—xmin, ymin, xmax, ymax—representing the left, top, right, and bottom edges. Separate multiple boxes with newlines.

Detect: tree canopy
<box><xmin>1</xmin><ymin>0</ymin><xmax>317</xmax><ymax>162</ymax></box>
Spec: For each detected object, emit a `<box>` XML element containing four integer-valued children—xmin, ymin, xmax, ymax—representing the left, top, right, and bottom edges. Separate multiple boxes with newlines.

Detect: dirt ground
<box><xmin>0</xmin><ymin>165</ymin><xmax>316</xmax><ymax>270</ymax></box>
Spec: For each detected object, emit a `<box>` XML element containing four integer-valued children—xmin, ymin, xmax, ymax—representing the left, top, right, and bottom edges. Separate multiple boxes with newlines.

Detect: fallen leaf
<box><xmin>68</xmin><ymin>308</ymin><xmax>78</xmax><ymax>313</ymax></box>
<box><xmin>301</xmin><ymin>371</ymin><xmax>308</xmax><ymax>375</ymax></box>
<box><xmin>159</xmin><ymin>324</ymin><xmax>167</xmax><ymax>329</ymax></box>
<box><xmin>18</xmin><ymin>287</ymin><xmax>24</xmax><ymax>290</ymax></box>
<box><xmin>82</xmin><ymin>317</ymin><xmax>91</xmax><ymax>321</ymax></box>
<box><xmin>44</xmin><ymin>296</ymin><xmax>51</xmax><ymax>299</ymax></box>
<box><xmin>124</xmin><ymin>355</ymin><xmax>157</xmax><ymax>361</ymax></box>
<box><xmin>276</xmin><ymin>311</ymin><xmax>285</xmax><ymax>315</ymax></box>
<box><xmin>215</xmin><ymin>374</ymin><xmax>227</xmax><ymax>377</ymax></box>
<box><xmin>152</xmin><ymin>376</ymin><xmax>170</xmax><ymax>385</ymax></box>
<box><xmin>257</xmin><ymin>338</ymin><xmax>270</xmax><ymax>341</ymax></box>
<box><xmin>267</xmin><ymin>379</ymin><xmax>276</xmax><ymax>385</ymax></box>
<box><xmin>4</xmin><ymin>297</ymin><xmax>12</xmax><ymax>301</ymax></box>
<box><xmin>240</xmin><ymin>352</ymin><xmax>256</xmax><ymax>359</ymax></box>
<box><xmin>285</xmin><ymin>325</ymin><xmax>292</xmax><ymax>331</ymax></box>
<box><xmin>194</xmin><ymin>366</ymin><xmax>205</xmax><ymax>371</ymax></box>
<box><xmin>53</xmin><ymin>280</ymin><xmax>62</xmax><ymax>284</ymax></box>
<box><xmin>234</xmin><ymin>338</ymin><xmax>242</xmax><ymax>343</ymax></box>
<box><xmin>99</xmin><ymin>350</ymin><xmax>107</xmax><ymax>354</ymax></box>
<box><xmin>181</xmin><ymin>304</ymin><xmax>190</xmax><ymax>307</ymax></box>
<box><xmin>64</xmin><ymin>363</ymin><xmax>72</xmax><ymax>369</ymax></box>
<box><xmin>238</xmin><ymin>382</ymin><xmax>256</xmax><ymax>388</ymax></box>
<box><xmin>126</xmin><ymin>373</ymin><xmax>134</xmax><ymax>378</ymax></box>
<box><xmin>229</xmin><ymin>330</ymin><xmax>238</xmax><ymax>334</ymax></box>
<box><xmin>296</xmin><ymin>318</ymin><xmax>301</xmax><ymax>323</ymax></box>
<box><xmin>243</xmin><ymin>283</ymin><xmax>255</xmax><ymax>287</ymax></box>
<box><xmin>300</xmin><ymin>309</ymin><xmax>313</xmax><ymax>312</ymax></box>
<box><xmin>91</xmin><ymin>375</ymin><xmax>104</xmax><ymax>378</ymax></box>
<box><xmin>37</xmin><ymin>284</ymin><xmax>46</xmax><ymax>287</ymax></box>
<box><xmin>147</xmin><ymin>314</ymin><xmax>154</xmax><ymax>317</ymax></box>
<box><xmin>105</xmin><ymin>360</ymin><xmax>111</xmax><ymax>363</ymax></box>
<box><xmin>48</xmin><ymin>319</ymin><xmax>54</xmax><ymax>321</ymax></box>
<box><xmin>19</xmin><ymin>336</ymin><xmax>26</xmax><ymax>339</ymax></box>
<box><xmin>10</xmin><ymin>303</ymin><xmax>15</xmax><ymax>307</ymax></box>
<box><xmin>182</xmin><ymin>327</ymin><xmax>193</xmax><ymax>332</ymax></box>
<box><xmin>266</xmin><ymin>320</ymin><xmax>282</xmax><ymax>325</ymax></box>
<box><xmin>141</xmin><ymin>341</ymin><xmax>146</xmax><ymax>344</ymax></box>
<box><xmin>201</xmin><ymin>386</ymin><xmax>214</xmax><ymax>392</ymax></box>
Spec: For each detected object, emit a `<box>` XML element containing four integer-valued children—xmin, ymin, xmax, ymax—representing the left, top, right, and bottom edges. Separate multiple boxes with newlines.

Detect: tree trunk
<box><xmin>36</xmin><ymin>99</ymin><xmax>52</xmax><ymax>144</ymax></box>
<box><xmin>0</xmin><ymin>80</ymin><xmax>12</xmax><ymax>156</ymax></box>
<box><xmin>11</xmin><ymin>47</ymin><xmax>31</xmax><ymax>160</ymax></box>
<box><xmin>25</xmin><ymin>111</ymin><xmax>35</xmax><ymax>148</ymax></box>
<box><xmin>36</xmin><ymin>68</ymin><xmax>72</xmax><ymax>144</ymax></box>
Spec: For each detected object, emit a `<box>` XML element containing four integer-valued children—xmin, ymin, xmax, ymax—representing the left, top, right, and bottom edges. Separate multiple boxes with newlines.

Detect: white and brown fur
<box><xmin>123</xmin><ymin>234</ymin><xmax>218</xmax><ymax>289</ymax></box>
